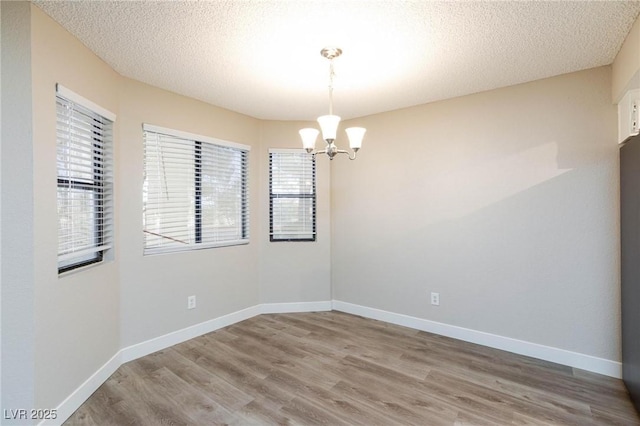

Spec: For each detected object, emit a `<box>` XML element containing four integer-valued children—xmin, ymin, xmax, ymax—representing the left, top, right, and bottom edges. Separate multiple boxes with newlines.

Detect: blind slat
<box><xmin>269</xmin><ymin>150</ymin><xmax>316</xmax><ymax>241</ymax></box>
<box><xmin>143</xmin><ymin>128</ymin><xmax>249</xmax><ymax>254</ymax></box>
<box><xmin>56</xmin><ymin>92</ymin><xmax>114</xmax><ymax>272</ymax></box>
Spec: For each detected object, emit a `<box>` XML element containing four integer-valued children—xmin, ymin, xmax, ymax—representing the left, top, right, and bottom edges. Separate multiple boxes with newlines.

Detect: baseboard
<box><xmin>48</xmin><ymin>299</ymin><xmax>622</xmax><ymax>425</ymax></box>
<box><xmin>331</xmin><ymin>300</ymin><xmax>622</xmax><ymax>379</ymax></box>
<box><xmin>48</xmin><ymin>301</ymin><xmax>328</xmax><ymax>425</ymax></box>
<box><xmin>260</xmin><ymin>301</ymin><xmax>332</xmax><ymax>314</ymax></box>
<box><xmin>46</xmin><ymin>305</ymin><xmax>261</xmax><ymax>425</ymax></box>
<box><xmin>120</xmin><ymin>302</ymin><xmax>332</xmax><ymax>365</ymax></box>
<box><xmin>39</xmin><ymin>351</ymin><xmax>122</xmax><ymax>426</ymax></box>
<box><xmin>120</xmin><ymin>304</ymin><xmax>262</xmax><ymax>363</ymax></box>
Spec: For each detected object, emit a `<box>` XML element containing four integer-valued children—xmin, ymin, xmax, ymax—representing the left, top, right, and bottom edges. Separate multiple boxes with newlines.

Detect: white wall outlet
<box><xmin>187</xmin><ymin>295</ymin><xmax>196</xmax><ymax>310</ymax></box>
<box><xmin>430</xmin><ymin>292</ymin><xmax>440</xmax><ymax>306</ymax></box>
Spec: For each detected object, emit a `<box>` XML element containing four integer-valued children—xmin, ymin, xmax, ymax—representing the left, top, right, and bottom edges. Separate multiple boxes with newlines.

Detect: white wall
<box><xmin>258</xmin><ymin>121</ymin><xmax>332</xmax><ymax>305</ymax></box>
<box><xmin>1</xmin><ymin>2</ymin><xmax>36</xmax><ymax>420</ymax></box>
<box><xmin>1</xmin><ymin>0</ymin><xmax>3</xmax><ymax>410</ymax></box>
<box><xmin>333</xmin><ymin>66</ymin><xmax>620</xmax><ymax>361</ymax></box>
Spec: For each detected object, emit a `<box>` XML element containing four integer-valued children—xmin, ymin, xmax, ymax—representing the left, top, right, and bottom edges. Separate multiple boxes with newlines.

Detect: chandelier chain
<box><xmin>328</xmin><ymin>60</ymin><xmax>335</xmax><ymax>115</ymax></box>
<box><xmin>298</xmin><ymin>47</ymin><xmax>364</xmax><ymax>161</ymax></box>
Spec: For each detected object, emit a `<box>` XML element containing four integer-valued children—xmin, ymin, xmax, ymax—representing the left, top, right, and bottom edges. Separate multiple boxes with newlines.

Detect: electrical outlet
<box><xmin>430</xmin><ymin>292</ymin><xmax>440</xmax><ymax>306</ymax></box>
<box><xmin>187</xmin><ymin>295</ymin><xmax>196</xmax><ymax>310</ymax></box>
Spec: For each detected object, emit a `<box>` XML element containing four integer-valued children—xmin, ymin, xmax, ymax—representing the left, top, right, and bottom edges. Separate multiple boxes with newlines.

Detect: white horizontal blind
<box><xmin>269</xmin><ymin>149</ymin><xmax>316</xmax><ymax>241</ymax></box>
<box><xmin>143</xmin><ymin>126</ymin><xmax>249</xmax><ymax>254</ymax></box>
<box><xmin>56</xmin><ymin>93</ymin><xmax>114</xmax><ymax>272</ymax></box>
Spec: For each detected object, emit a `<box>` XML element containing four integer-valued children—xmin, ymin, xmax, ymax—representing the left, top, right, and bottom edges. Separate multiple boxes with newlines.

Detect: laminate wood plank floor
<box><xmin>65</xmin><ymin>311</ymin><xmax>639</xmax><ymax>425</ymax></box>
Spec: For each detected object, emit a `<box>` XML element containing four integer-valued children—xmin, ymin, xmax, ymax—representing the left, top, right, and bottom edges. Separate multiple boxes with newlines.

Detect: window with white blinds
<box><xmin>143</xmin><ymin>124</ymin><xmax>250</xmax><ymax>255</ymax></box>
<box><xmin>269</xmin><ymin>149</ymin><xmax>316</xmax><ymax>241</ymax></box>
<box><xmin>56</xmin><ymin>86</ymin><xmax>115</xmax><ymax>273</ymax></box>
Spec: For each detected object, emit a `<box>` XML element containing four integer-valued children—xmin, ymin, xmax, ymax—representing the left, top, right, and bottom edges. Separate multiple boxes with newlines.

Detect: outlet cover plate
<box><xmin>187</xmin><ymin>295</ymin><xmax>196</xmax><ymax>310</ymax></box>
<box><xmin>430</xmin><ymin>292</ymin><xmax>440</xmax><ymax>306</ymax></box>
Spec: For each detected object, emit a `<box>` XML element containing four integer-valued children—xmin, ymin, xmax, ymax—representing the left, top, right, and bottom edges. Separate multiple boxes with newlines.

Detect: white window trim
<box><xmin>56</xmin><ymin>84</ymin><xmax>116</xmax><ymax>122</ymax></box>
<box><xmin>144</xmin><ymin>240</ymin><xmax>249</xmax><ymax>256</ymax></box>
<box><xmin>142</xmin><ymin>123</ymin><xmax>250</xmax><ymax>152</ymax></box>
<box><xmin>269</xmin><ymin>148</ymin><xmax>305</xmax><ymax>154</ymax></box>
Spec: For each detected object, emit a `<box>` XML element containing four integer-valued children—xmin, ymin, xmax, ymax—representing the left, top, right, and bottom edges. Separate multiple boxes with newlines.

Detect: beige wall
<box><xmin>30</xmin><ymin>5</ymin><xmax>121</xmax><ymax>410</ymax></box>
<box><xmin>22</xmin><ymin>5</ymin><xmax>328</xmax><ymax>412</ymax></box>
<box><xmin>117</xmin><ymin>77</ymin><xmax>261</xmax><ymax>348</ymax></box>
<box><xmin>612</xmin><ymin>13</ymin><xmax>640</xmax><ymax>102</ymax></box>
<box><xmin>258</xmin><ymin>121</ymin><xmax>331</xmax><ymax>304</ymax></box>
<box><xmin>333</xmin><ymin>66</ymin><xmax>619</xmax><ymax>360</ymax></box>
<box><xmin>27</xmin><ymin>5</ymin><xmax>266</xmax><ymax>411</ymax></box>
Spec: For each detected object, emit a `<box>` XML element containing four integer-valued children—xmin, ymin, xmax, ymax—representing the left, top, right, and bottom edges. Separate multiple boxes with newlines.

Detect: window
<box><xmin>269</xmin><ymin>149</ymin><xmax>316</xmax><ymax>241</ymax></box>
<box><xmin>143</xmin><ymin>124</ymin><xmax>250</xmax><ymax>255</ymax></box>
<box><xmin>56</xmin><ymin>85</ymin><xmax>115</xmax><ymax>273</ymax></box>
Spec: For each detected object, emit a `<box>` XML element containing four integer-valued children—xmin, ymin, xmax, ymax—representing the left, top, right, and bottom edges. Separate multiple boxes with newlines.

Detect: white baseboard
<box><xmin>260</xmin><ymin>301</ymin><xmax>332</xmax><ymax>314</ymax></box>
<box><xmin>47</xmin><ymin>301</ymin><xmax>329</xmax><ymax>425</ymax></box>
<box><xmin>39</xmin><ymin>351</ymin><xmax>122</xmax><ymax>426</ymax></box>
<box><xmin>46</xmin><ymin>305</ymin><xmax>261</xmax><ymax>426</ymax></box>
<box><xmin>120</xmin><ymin>305</ymin><xmax>262</xmax><ymax>363</ymax></box>
<box><xmin>331</xmin><ymin>300</ymin><xmax>622</xmax><ymax>379</ymax></box>
<box><xmin>48</xmin><ymin>299</ymin><xmax>622</xmax><ymax>426</ymax></box>
<box><xmin>119</xmin><ymin>302</ymin><xmax>332</xmax><ymax>364</ymax></box>
<box><xmin>45</xmin><ymin>305</ymin><xmax>261</xmax><ymax>426</ymax></box>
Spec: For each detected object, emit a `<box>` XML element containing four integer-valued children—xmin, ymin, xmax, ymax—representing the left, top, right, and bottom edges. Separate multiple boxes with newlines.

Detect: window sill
<box><xmin>143</xmin><ymin>239</ymin><xmax>250</xmax><ymax>256</ymax></box>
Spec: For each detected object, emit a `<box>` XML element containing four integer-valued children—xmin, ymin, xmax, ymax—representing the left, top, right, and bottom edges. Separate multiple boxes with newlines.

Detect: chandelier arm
<box><xmin>336</xmin><ymin>149</ymin><xmax>358</xmax><ymax>161</ymax></box>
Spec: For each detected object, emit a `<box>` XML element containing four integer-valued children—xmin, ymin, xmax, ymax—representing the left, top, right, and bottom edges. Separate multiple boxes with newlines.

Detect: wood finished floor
<box><xmin>65</xmin><ymin>311</ymin><xmax>639</xmax><ymax>425</ymax></box>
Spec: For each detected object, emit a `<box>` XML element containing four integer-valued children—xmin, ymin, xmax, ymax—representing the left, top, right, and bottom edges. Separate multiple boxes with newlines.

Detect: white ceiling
<box><xmin>34</xmin><ymin>1</ymin><xmax>640</xmax><ymax>121</ymax></box>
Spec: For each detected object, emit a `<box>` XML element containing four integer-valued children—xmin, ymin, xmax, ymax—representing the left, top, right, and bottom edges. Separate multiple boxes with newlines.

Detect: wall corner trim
<box><xmin>331</xmin><ymin>300</ymin><xmax>622</xmax><ymax>379</ymax></box>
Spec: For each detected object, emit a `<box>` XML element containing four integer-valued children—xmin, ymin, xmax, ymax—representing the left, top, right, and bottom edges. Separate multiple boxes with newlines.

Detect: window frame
<box><xmin>56</xmin><ymin>155</ymin><xmax>104</xmax><ymax>273</ymax></box>
<box><xmin>56</xmin><ymin>84</ymin><xmax>115</xmax><ymax>274</ymax></box>
<box><xmin>142</xmin><ymin>124</ymin><xmax>250</xmax><ymax>255</ymax></box>
<box><xmin>269</xmin><ymin>149</ymin><xmax>317</xmax><ymax>242</ymax></box>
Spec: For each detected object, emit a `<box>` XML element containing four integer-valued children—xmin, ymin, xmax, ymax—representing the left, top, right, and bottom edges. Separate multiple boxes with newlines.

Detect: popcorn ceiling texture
<box><xmin>34</xmin><ymin>1</ymin><xmax>640</xmax><ymax>121</ymax></box>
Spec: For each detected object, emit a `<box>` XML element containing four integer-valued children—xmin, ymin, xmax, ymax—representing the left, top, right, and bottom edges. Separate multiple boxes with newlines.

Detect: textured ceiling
<box><xmin>34</xmin><ymin>1</ymin><xmax>640</xmax><ymax>121</ymax></box>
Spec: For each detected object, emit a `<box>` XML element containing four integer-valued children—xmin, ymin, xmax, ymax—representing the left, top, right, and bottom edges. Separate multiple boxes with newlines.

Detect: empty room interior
<box><xmin>3</xmin><ymin>1</ymin><xmax>640</xmax><ymax>424</ymax></box>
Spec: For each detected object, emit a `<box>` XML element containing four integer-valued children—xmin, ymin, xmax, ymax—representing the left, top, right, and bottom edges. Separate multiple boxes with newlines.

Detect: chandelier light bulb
<box><xmin>345</xmin><ymin>127</ymin><xmax>366</xmax><ymax>151</ymax></box>
<box><xmin>317</xmin><ymin>115</ymin><xmax>341</xmax><ymax>142</ymax></box>
<box><xmin>299</xmin><ymin>128</ymin><xmax>319</xmax><ymax>152</ymax></box>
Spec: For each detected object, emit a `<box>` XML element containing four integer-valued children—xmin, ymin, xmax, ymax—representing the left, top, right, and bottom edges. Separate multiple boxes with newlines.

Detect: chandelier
<box><xmin>299</xmin><ymin>47</ymin><xmax>366</xmax><ymax>160</ymax></box>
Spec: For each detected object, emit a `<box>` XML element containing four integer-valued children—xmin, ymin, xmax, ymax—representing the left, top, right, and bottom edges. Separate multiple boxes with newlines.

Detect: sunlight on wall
<box><xmin>425</xmin><ymin>141</ymin><xmax>571</xmax><ymax>223</ymax></box>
